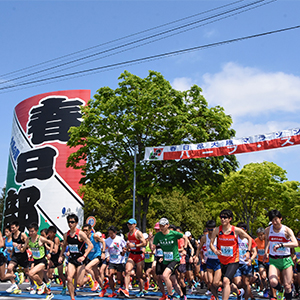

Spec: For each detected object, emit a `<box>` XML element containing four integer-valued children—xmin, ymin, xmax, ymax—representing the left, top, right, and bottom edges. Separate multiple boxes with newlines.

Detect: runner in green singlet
<box><xmin>21</xmin><ymin>222</ymin><xmax>55</xmax><ymax>300</ymax></box>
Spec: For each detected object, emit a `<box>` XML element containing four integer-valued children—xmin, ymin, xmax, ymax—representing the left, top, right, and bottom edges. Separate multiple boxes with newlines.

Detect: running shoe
<box><xmin>210</xmin><ymin>295</ymin><xmax>216</xmax><ymax>300</ymax></box>
<box><xmin>37</xmin><ymin>282</ymin><xmax>46</xmax><ymax>295</ymax></box>
<box><xmin>99</xmin><ymin>288</ymin><xmax>107</xmax><ymax>297</ymax></box>
<box><xmin>205</xmin><ymin>290</ymin><xmax>212</xmax><ymax>295</ymax></box>
<box><xmin>46</xmin><ymin>280</ymin><xmax>51</xmax><ymax>289</ymax></box>
<box><xmin>12</xmin><ymin>288</ymin><xmax>21</xmax><ymax>294</ymax></box>
<box><xmin>91</xmin><ymin>281</ymin><xmax>99</xmax><ymax>292</ymax></box>
<box><xmin>277</xmin><ymin>290</ymin><xmax>284</xmax><ymax>300</ymax></box>
<box><xmin>45</xmin><ymin>292</ymin><xmax>54</xmax><ymax>300</ymax></box>
<box><xmin>14</xmin><ymin>272</ymin><xmax>20</xmax><ymax>285</ymax></box>
<box><xmin>179</xmin><ymin>296</ymin><xmax>187</xmax><ymax>300</ymax></box>
<box><xmin>6</xmin><ymin>283</ymin><xmax>18</xmax><ymax>293</ymax></box>
<box><xmin>61</xmin><ymin>286</ymin><xmax>67</xmax><ymax>295</ymax></box>
<box><xmin>144</xmin><ymin>279</ymin><xmax>149</xmax><ymax>291</ymax></box>
<box><xmin>120</xmin><ymin>288</ymin><xmax>130</xmax><ymax>297</ymax></box>
<box><xmin>108</xmin><ymin>292</ymin><xmax>118</xmax><ymax>297</ymax></box>
<box><xmin>237</xmin><ymin>288</ymin><xmax>245</xmax><ymax>300</ymax></box>
<box><xmin>159</xmin><ymin>294</ymin><xmax>168</xmax><ymax>300</ymax></box>
<box><xmin>19</xmin><ymin>272</ymin><xmax>25</xmax><ymax>284</ymax></box>
<box><xmin>136</xmin><ymin>291</ymin><xmax>145</xmax><ymax>297</ymax></box>
<box><xmin>30</xmin><ymin>285</ymin><xmax>37</xmax><ymax>294</ymax></box>
<box><xmin>87</xmin><ymin>274</ymin><xmax>95</xmax><ymax>288</ymax></box>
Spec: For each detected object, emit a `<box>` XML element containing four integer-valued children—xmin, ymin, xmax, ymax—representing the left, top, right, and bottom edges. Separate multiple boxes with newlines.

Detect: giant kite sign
<box><xmin>3</xmin><ymin>90</ymin><xmax>90</xmax><ymax>238</ymax></box>
<box><xmin>144</xmin><ymin>127</ymin><xmax>300</xmax><ymax>161</ymax></box>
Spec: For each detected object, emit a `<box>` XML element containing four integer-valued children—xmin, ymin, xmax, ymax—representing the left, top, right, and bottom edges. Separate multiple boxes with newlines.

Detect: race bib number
<box><xmin>110</xmin><ymin>254</ymin><xmax>118</xmax><ymax>259</ymax></box>
<box><xmin>32</xmin><ymin>249</ymin><xmax>41</xmax><ymax>258</ymax></box>
<box><xmin>69</xmin><ymin>244</ymin><xmax>79</xmax><ymax>253</ymax></box>
<box><xmin>130</xmin><ymin>242</ymin><xmax>136</xmax><ymax>250</ymax></box>
<box><xmin>156</xmin><ymin>249</ymin><xmax>163</xmax><ymax>257</ymax></box>
<box><xmin>296</xmin><ymin>252</ymin><xmax>300</xmax><ymax>259</ymax></box>
<box><xmin>239</xmin><ymin>249</ymin><xmax>247</xmax><ymax>257</ymax></box>
<box><xmin>275</xmin><ymin>245</ymin><xmax>286</xmax><ymax>254</ymax></box>
<box><xmin>145</xmin><ymin>253</ymin><xmax>150</xmax><ymax>259</ymax></box>
<box><xmin>208</xmin><ymin>250</ymin><xmax>217</xmax><ymax>257</ymax></box>
<box><xmin>221</xmin><ymin>246</ymin><xmax>233</xmax><ymax>257</ymax></box>
<box><xmin>257</xmin><ymin>249</ymin><xmax>265</xmax><ymax>256</ymax></box>
<box><xmin>14</xmin><ymin>246</ymin><xmax>21</xmax><ymax>253</ymax></box>
<box><xmin>164</xmin><ymin>252</ymin><xmax>173</xmax><ymax>261</ymax></box>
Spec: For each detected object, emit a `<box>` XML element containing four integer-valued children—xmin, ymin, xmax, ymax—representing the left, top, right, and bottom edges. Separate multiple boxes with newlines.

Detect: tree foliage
<box><xmin>207</xmin><ymin>162</ymin><xmax>300</xmax><ymax>234</ymax></box>
<box><xmin>67</xmin><ymin>70</ymin><xmax>238</xmax><ymax>231</ymax></box>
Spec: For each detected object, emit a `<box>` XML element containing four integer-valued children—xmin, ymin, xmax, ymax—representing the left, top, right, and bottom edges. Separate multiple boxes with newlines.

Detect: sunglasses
<box><xmin>68</xmin><ymin>220</ymin><xmax>76</xmax><ymax>224</ymax></box>
<box><xmin>207</xmin><ymin>228</ymin><xmax>214</xmax><ymax>231</ymax></box>
<box><xmin>220</xmin><ymin>216</ymin><xmax>229</xmax><ymax>219</ymax></box>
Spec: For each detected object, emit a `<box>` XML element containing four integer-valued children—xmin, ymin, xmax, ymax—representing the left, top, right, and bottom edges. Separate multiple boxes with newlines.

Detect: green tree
<box><xmin>208</xmin><ymin>162</ymin><xmax>300</xmax><ymax>234</ymax></box>
<box><xmin>148</xmin><ymin>189</ymin><xmax>209</xmax><ymax>238</ymax></box>
<box><xmin>67</xmin><ymin>70</ymin><xmax>238</xmax><ymax>231</ymax></box>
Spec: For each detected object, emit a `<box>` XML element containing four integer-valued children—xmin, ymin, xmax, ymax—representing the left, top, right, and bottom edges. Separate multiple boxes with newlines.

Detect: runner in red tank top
<box><xmin>209</xmin><ymin>209</ymin><xmax>252</xmax><ymax>300</ymax></box>
<box><xmin>119</xmin><ymin>218</ymin><xmax>147</xmax><ymax>298</ymax></box>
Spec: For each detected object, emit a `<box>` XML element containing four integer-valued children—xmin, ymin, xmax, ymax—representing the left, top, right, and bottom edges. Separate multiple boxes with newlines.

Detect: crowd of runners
<box><xmin>0</xmin><ymin>209</ymin><xmax>300</xmax><ymax>300</ymax></box>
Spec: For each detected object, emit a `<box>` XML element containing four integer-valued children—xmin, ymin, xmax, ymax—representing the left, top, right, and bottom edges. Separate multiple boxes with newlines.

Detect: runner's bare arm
<box><xmin>210</xmin><ymin>227</ymin><xmax>221</xmax><ymax>255</ymax></box>
<box><xmin>78</xmin><ymin>230</ymin><xmax>93</xmax><ymax>262</ymax></box>
<box><xmin>58</xmin><ymin>233</ymin><xmax>68</xmax><ymax>263</ymax></box>
<box><xmin>20</xmin><ymin>236</ymin><xmax>29</xmax><ymax>253</ymax></box>
<box><xmin>263</xmin><ymin>227</ymin><xmax>270</xmax><ymax>263</ymax></box>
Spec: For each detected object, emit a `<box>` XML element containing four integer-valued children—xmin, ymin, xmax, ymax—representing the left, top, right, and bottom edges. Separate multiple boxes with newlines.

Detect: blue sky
<box><xmin>1</xmin><ymin>0</ymin><xmax>300</xmax><ymax>186</ymax></box>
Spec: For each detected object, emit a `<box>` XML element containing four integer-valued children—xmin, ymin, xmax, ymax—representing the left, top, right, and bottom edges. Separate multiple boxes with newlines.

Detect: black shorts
<box><xmin>0</xmin><ymin>253</ymin><xmax>7</xmax><ymax>267</ymax></box>
<box><xmin>33</xmin><ymin>257</ymin><xmax>48</xmax><ymax>268</ymax></box>
<box><xmin>144</xmin><ymin>262</ymin><xmax>153</xmax><ymax>272</ymax></box>
<box><xmin>108</xmin><ymin>262</ymin><xmax>125</xmax><ymax>272</ymax></box>
<box><xmin>69</xmin><ymin>254</ymin><xmax>86</xmax><ymax>267</ymax></box>
<box><xmin>221</xmin><ymin>262</ymin><xmax>239</xmax><ymax>281</ymax></box>
<box><xmin>50</xmin><ymin>254</ymin><xmax>64</xmax><ymax>269</ymax></box>
<box><xmin>161</xmin><ymin>261</ymin><xmax>180</xmax><ymax>276</ymax></box>
<box><xmin>10</xmin><ymin>253</ymin><xmax>30</xmax><ymax>269</ymax></box>
<box><xmin>186</xmin><ymin>261</ymin><xmax>194</xmax><ymax>271</ymax></box>
<box><xmin>178</xmin><ymin>264</ymin><xmax>186</xmax><ymax>273</ymax></box>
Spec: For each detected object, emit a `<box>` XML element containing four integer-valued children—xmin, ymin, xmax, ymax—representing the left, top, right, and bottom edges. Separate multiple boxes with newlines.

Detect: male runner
<box><xmin>119</xmin><ymin>218</ymin><xmax>147</xmax><ymax>298</ymax></box>
<box><xmin>58</xmin><ymin>213</ymin><xmax>93</xmax><ymax>300</ymax></box>
<box><xmin>82</xmin><ymin>224</ymin><xmax>106</xmax><ymax>293</ymax></box>
<box><xmin>5</xmin><ymin>221</ymin><xmax>30</xmax><ymax>294</ymax></box>
<box><xmin>47</xmin><ymin>225</ymin><xmax>67</xmax><ymax>295</ymax></box>
<box><xmin>105</xmin><ymin>225</ymin><xmax>126</xmax><ymax>297</ymax></box>
<box><xmin>152</xmin><ymin>217</ymin><xmax>188</xmax><ymax>300</ymax></box>
<box><xmin>209</xmin><ymin>209</ymin><xmax>252</xmax><ymax>300</ymax></box>
<box><xmin>21</xmin><ymin>222</ymin><xmax>54</xmax><ymax>299</ymax></box>
<box><xmin>255</xmin><ymin>227</ymin><xmax>269</xmax><ymax>295</ymax></box>
<box><xmin>196</xmin><ymin>220</ymin><xmax>221</xmax><ymax>300</ymax></box>
<box><xmin>263</xmin><ymin>209</ymin><xmax>297</xmax><ymax>300</ymax></box>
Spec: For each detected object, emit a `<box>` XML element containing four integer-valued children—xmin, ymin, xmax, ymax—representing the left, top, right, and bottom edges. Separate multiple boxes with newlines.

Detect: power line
<box><xmin>0</xmin><ymin>0</ymin><xmax>247</xmax><ymax>78</ymax></box>
<box><xmin>1</xmin><ymin>0</ymin><xmax>274</xmax><ymax>86</ymax></box>
<box><xmin>1</xmin><ymin>24</ymin><xmax>298</xmax><ymax>93</ymax></box>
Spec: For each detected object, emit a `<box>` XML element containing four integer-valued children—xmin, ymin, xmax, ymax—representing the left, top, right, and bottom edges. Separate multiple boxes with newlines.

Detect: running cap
<box><xmin>154</xmin><ymin>222</ymin><xmax>160</xmax><ymax>229</ymax></box>
<box><xmin>159</xmin><ymin>218</ymin><xmax>169</xmax><ymax>226</ymax></box>
<box><xmin>143</xmin><ymin>233</ymin><xmax>149</xmax><ymax>239</ymax></box>
<box><xmin>127</xmin><ymin>218</ymin><xmax>137</xmax><ymax>225</ymax></box>
<box><xmin>95</xmin><ymin>231</ymin><xmax>102</xmax><ymax>237</ymax></box>
<box><xmin>268</xmin><ymin>221</ymin><xmax>272</xmax><ymax>226</ymax></box>
<box><xmin>185</xmin><ymin>231</ymin><xmax>192</xmax><ymax>237</ymax></box>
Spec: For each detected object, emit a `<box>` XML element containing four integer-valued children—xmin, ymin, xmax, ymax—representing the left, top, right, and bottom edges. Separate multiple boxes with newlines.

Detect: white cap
<box><xmin>185</xmin><ymin>231</ymin><xmax>192</xmax><ymax>237</ymax></box>
<box><xmin>143</xmin><ymin>233</ymin><xmax>149</xmax><ymax>239</ymax></box>
<box><xmin>95</xmin><ymin>231</ymin><xmax>102</xmax><ymax>237</ymax></box>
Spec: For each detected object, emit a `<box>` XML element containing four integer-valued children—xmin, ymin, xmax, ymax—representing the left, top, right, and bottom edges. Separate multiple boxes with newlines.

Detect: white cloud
<box><xmin>172</xmin><ymin>77</ymin><xmax>195</xmax><ymax>91</ymax></box>
<box><xmin>201</xmin><ymin>62</ymin><xmax>300</xmax><ymax>118</ymax></box>
<box><xmin>234</xmin><ymin>120</ymin><xmax>300</xmax><ymax>138</ymax></box>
